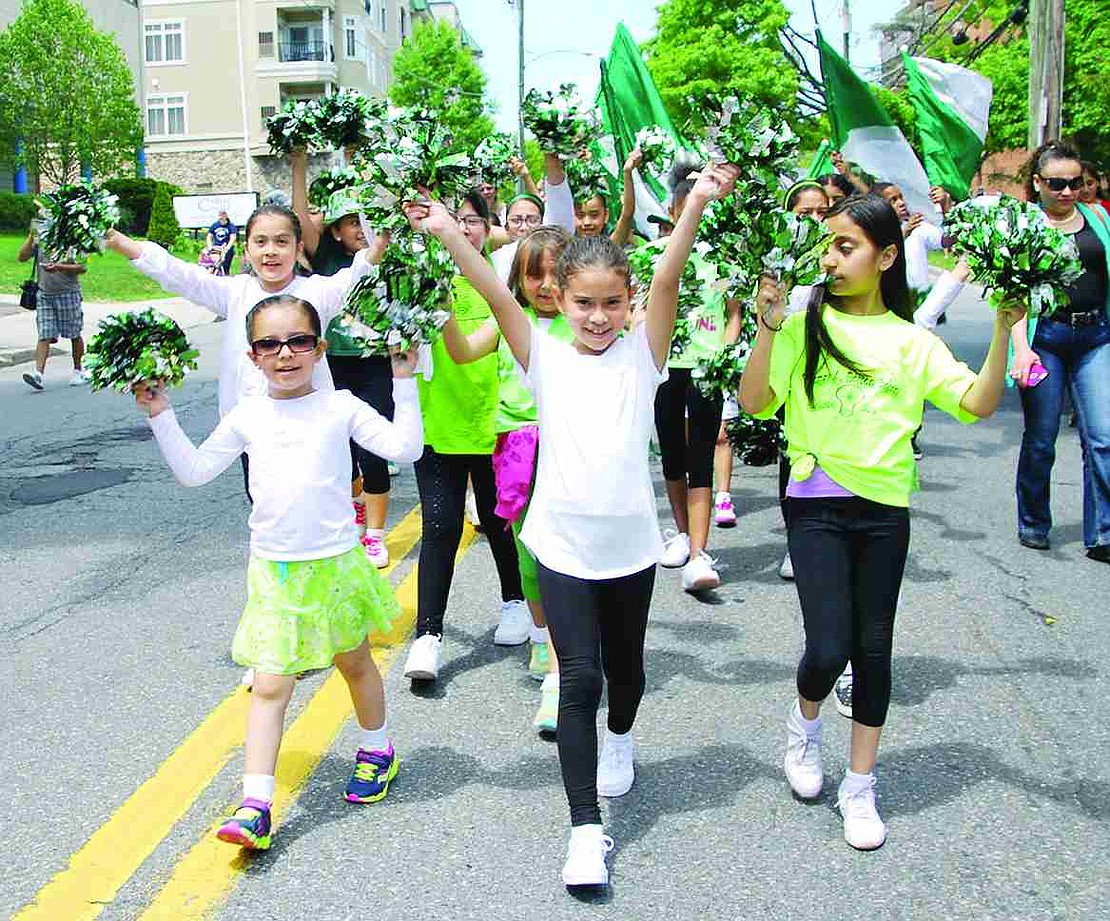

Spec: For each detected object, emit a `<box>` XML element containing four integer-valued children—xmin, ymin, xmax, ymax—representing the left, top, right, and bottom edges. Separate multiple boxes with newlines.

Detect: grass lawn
<box><xmin>0</xmin><ymin>233</ymin><xmax>241</xmax><ymax>302</ymax></box>
<box><xmin>928</xmin><ymin>249</ymin><xmax>957</xmax><ymax>272</ymax></box>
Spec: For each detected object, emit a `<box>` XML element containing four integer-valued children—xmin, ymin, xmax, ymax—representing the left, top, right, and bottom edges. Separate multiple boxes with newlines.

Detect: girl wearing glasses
<box><xmin>489</xmin><ymin>151</ymin><xmax>576</xmax><ymax>281</ymax></box>
<box><xmin>134</xmin><ymin>294</ymin><xmax>424</xmax><ymax>850</ymax></box>
<box><xmin>1010</xmin><ymin>141</ymin><xmax>1110</xmax><ymax>563</ymax></box>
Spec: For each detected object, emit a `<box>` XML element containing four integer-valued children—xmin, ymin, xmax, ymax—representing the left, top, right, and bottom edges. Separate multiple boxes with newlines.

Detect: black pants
<box><xmin>654</xmin><ymin>367</ymin><xmax>723</xmax><ymax>489</ymax></box>
<box><xmin>787</xmin><ymin>497</ymin><xmax>909</xmax><ymax>728</ymax></box>
<box><xmin>413</xmin><ymin>446</ymin><xmax>522</xmax><ymax>637</ymax></box>
<box><xmin>328</xmin><ymin>354</ymin><xmax>395</xmax><ymax>495</ymax></box>
<box><xmin>537</xmin><ymin>561</ymin><xmax>656</xmax><ymax>826</ymax></box>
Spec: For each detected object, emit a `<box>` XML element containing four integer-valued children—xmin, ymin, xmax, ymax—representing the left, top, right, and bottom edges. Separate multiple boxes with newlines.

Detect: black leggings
<box><xmin>328</xmin><ymin>354</ymin><xmax>394</xmax><ymax>495</ymax></box>
<box><xmin>787</xmin><ymin>497</ymin><xmax>909</xmax><ymax>728</ymax></box>
<box><xmin>654</xmin><ymin>367</ymin><xmax>723</xmax><ymax>489</ymax></box>
<box><xmin>537</xmin><ymin>561</ymin><xmax>656</xmax><ymax>826</ymax></box>
<box><xmin>413</xmin><ymin>446</ymin><xmax>523</xmax><ymax>637</ymax></box>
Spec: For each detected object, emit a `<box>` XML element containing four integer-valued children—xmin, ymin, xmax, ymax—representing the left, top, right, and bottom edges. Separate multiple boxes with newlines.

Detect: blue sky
<box><xmin>447</xmin><ymin>0</ymin><xmax>893</xmax><ymax>133</ymax></box>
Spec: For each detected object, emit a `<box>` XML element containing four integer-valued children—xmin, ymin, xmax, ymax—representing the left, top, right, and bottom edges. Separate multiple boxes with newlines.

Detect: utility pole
<box><xmin>515</xmin><ymin>0</ymin><xmax>526</xmax><ymax>153</ymax></box>
<box><xmin>1027</xmin><ymin>0</ymin><xmax>1065</xmax><ymax>147</ymax></box>
<box><xmin>842</xmin><ymin>0</ymin><xmax>851</xmax><ymax>64</ymax></box>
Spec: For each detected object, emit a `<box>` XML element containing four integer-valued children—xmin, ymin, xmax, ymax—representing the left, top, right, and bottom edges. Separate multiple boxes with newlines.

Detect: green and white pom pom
<box><xmin>726</xmin><ymin>413</ymin><xmax>784</xmax><ymax>467</ymax></box>
<box><xmin>689</xmin><ymin>96</ymin><xmax>798</xmax><ymax>191</ymax></box>
<box><xmin>309</xmin><ymin>166</ymin><xmax>361</xmax><ymax>209</ymax></box>
<box><xmin>472</xmin><ymin>133</ymin><xmax>519</xmax><ymax>188</ymax></box>
<box><xmin>313</xmin><ymin>89</ymin><xmax>386</xmax><ymax>150</ymax></box>
<box><xmin>757</xmin><ymin>212</ymin><xmax>832</xmax><ymax>290</ymax></box>
<box><xmin>338</xmin><ymin>235</ymin><xmax>455</xmax><ymax>354</ymax></box>
<box><xmin>521</xmin><ymin>83</ymin><xmax>598</xmax><ymax>156</ymax></box>
<box><xmin>634</xmin><ymin>125</ymin><xmax>677</xmax><ymax>171</ymax></box>
<box><xmin>628</xmin><ymin>241</ymin><xmax>704</xmax><ymax>359</ymax></box>
<box><xmin>945</xmin><ymin>196</ymin><xmax>1083</xmax><ymax>315</ymax></box>
<box><xmin>691</xmin><ymin>339</ymin><xmax>753</xmax><ymax>397</ymax></box>
<box><xmin>36</xmin><ymin>183</ymin><xmax>120</xmax><ymax>260</ymax></box>
<box><xmin>566</xmin><ymin>156</ymin><xmax>610</xmax><ymax>205</ymax></box>
<box><xmin>699</xmin><ymin>195</ymin><xmax>755</xmax><ymax>300</ymax></box>
<box><xmin>84</xmin><ymin>308</ymin><xmax>199</xmax><ymax>393</ymax></box>
<box><xmin>266</xmin><ymin>99</ymin><xmax>319</xmax><ymax>154</ymax></box>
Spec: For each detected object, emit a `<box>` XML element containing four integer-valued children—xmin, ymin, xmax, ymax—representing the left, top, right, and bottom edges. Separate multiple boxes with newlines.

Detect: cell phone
<box><xmin>1025</xmin><ymin>362</ymin><xmax>1049</xmax><ymax>388</ymax></box>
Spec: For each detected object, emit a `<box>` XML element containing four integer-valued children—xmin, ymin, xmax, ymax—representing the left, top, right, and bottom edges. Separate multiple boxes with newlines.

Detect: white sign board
<box><xmin>172</xmin><ymin>192</ymin><xmax>259</xmax><ymax>229</ymax></box>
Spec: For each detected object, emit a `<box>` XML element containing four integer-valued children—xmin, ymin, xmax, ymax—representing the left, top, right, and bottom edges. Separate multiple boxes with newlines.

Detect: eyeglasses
<box><xmin>507</xmin><ymin>215</ymin><xmax>541</xmax><ymax>228</ymax></box>
<box><xmin>457</xmin><ymin>215</ymin><xmax>487</xmax><ymax>228</ymax></box>
<box><xmin>250</xmin><ymin>334</ymin><xmax>319</xmax><ymax>356</ymax></box>
<box><xmin>1038</xmin><ymin>175</ymin><xmax>1084</xmax><ymax>192</ymax></box>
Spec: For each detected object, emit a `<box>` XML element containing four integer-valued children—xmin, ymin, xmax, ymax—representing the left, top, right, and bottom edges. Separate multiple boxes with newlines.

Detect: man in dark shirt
<box><xmin>206</xmin><ymin>210</ymin><xmax>237</xmax><ymax>274</ymax></box>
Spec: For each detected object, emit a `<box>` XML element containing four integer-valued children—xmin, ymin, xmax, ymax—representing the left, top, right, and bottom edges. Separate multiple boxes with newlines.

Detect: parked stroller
<box><xmin>198</xmin><ymin>245</ymin><xmax>227</xmax><ymax>275</ymax></box>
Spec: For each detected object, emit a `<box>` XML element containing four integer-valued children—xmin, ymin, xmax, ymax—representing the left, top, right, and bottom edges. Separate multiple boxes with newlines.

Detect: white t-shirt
<box><xmin>148</xmin><ymin>383</ymin><xmax>423</xmax><ymax>561</ymax></box>
<box><xmin>131</xmin><ymin>243</ymin><xmax>371</xmax><ymax>417</ymax></box>
<box><xmin>491</xmin><ymin>176</ymin><xmax>576</xmax><ymax>281</ymax></box>
<box><xmin>519</xmin><ymin>323</ymin><xmax>667</xmax><ymax>580</ymax></box>
<box><xmin>904</xmin><ymin>222</ymin><xmax>944</xmax><ymax>293</ymax></box>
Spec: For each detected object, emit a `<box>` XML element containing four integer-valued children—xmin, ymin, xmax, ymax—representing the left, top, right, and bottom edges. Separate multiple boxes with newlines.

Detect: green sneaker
<box><xmin>528</xmin><ymin>641</ymin><xmax>551</xmax><ymax>681</ymax></box>
<box><xmin>533</xmin><ymin>673</ymin><xmax>559</xmax><ymax>736</ymax></box>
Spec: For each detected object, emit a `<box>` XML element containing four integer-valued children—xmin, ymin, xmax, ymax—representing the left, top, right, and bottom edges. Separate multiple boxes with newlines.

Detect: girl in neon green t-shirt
<box><xmin>739</xmin><ymin>193</ymin><xmax>1026</xmax><ymax>853</ymax></box>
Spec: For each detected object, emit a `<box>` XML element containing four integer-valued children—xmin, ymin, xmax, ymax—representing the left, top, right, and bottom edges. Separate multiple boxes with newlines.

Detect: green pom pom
<box><xmin>36</xmin><ymin>183</ymin><xmax>120</xmax><ymax>260</ymax></box>
<box><xmin>521</xmin><ymin>83</ymin><xmax>598</xmax><ymax>156</ymax></box>
<box><xmin>85</xmin><ymin>309</ymin><xmax>199</xmax><ymax>393</ymax></box>
<box><xmin>726</xmin><ymin>413</ymin><xmax>783</xmax><ymax>467</ymax></box>
<box><xmin>634</xmin><ymin>126</ymin><xmax>677</xmax><ymax>172</ymax></box>
<box><xmin>629</xmin><ymin>241</ymin><xmax>704</xmax><ymax>360</ymax></box>
<box><xmin>472</xmin><ymin>133</ymin><xmax>519</xmax><ymax>189</ymax></box>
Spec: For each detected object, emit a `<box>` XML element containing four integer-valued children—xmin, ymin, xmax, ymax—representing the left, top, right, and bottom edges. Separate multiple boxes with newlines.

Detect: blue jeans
<box><xmin>1016</xmin><ymin>315</ymin><xmax>1110</xmax><ymax>548</ymax></box>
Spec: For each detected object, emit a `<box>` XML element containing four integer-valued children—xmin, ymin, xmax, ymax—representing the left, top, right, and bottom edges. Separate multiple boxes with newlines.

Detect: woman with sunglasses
<box><xmin>1010</xmin><ymin>141</ymin><xmax>1110</xmax><ymax>563</ymax></box>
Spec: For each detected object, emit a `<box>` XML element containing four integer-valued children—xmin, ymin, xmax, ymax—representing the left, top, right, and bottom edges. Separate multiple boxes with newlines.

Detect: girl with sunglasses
<box><xmin>1010</xmin><ymin>142</ymin><xmax>1110</xmax><ymax>563</ymax></box>
<box><xmin>134</xmin><ymin>295</ymin><xmax>424</xmax><ymax>850</ymax></box>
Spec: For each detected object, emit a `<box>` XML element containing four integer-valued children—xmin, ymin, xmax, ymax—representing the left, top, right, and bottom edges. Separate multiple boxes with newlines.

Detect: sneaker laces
<box><xmin>661</xmin><ymin>527</ymin><xmax>683</xmax><ymax>547</ymax></box>
<box><xmin>836</xmin><ymin>775</ymin><xmax>878</xmax><ymax>816</ymax></box>
<box><xmin>352</xmin><ymin>754</ymin><xmax>389</xmax><ymax>784</ymax></box>
<box><xmin>600</xmin><ymin>741</ymin><xmax>632</xmax><ymax>773</ymax></box>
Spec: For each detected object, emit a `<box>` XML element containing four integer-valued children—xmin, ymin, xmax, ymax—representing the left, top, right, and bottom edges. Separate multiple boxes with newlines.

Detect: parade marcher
<box><xmin>740</xmin><ymin>193</ymin><xmax>1024</xmax><ymax>851</ymax></box>
<box><xmin>18</xmin><ymin>222</ymin><xmax>89</xmax><ymax>390</ymax></box>
<box><xmin>490</xmin><ymin>151</ymin><xmax>575</xmax><ymax>280</ymax></box>
<box><xmin>816</xmin><ymin>172</ymin><xmax>855</xmax><ymax>205</ymax></box>
<box><xmin>1010</xmin><ymin>142</ymin><xmax>1110</xmax><ymax>563</ymax></box>
<box><xmin>401</xmin><ymin>191</ymin><xmax>528</xmax><ymax>683</ymax></box>
<box><xmin>1080</xmin><ymin>159</ymin><xmax>1110</xmax><ymax>212</ymax></box>
<box><xmin>406</xmin><ymin>162</ymin><xmax>740</xmax><ymax>889</ymax></box>
<box><xmin>135</xmin><ymin>295</ymin><xmax>423</xmax><ymax>850</ymax></box>
<box><xmin>573</xmin><ymin>149</ymin><xmax>641</xmax><ymax>245</ymax></box>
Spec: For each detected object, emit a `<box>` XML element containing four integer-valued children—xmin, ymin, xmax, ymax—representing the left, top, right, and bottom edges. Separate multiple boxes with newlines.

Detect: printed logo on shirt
<box><xmin>814</xmin><ymin>368</ymin><xmax>901</xmax><ymax>418</ymax></box>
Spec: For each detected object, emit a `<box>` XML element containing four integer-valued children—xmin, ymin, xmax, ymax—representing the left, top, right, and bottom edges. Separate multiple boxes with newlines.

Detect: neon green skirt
<box><xmin>232</xmin><ymin>546</ymin><xmax>398</xmax><ymax>676</ymax></box>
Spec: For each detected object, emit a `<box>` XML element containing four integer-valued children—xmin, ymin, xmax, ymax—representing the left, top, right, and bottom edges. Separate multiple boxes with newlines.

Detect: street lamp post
<box><xmin>508</xmin><ymin>0</ymin><xmax>526</xmax><ymax>153</ymax></box>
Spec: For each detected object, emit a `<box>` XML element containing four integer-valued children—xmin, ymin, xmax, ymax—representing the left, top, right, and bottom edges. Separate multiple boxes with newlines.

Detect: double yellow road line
<box><xmin>16</xmin><ymin>505</ymin><xmax>475</xmax><ymax>921</ymax></box>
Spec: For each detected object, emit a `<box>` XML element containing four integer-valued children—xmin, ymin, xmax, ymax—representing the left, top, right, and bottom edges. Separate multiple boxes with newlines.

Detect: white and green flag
<box><xmin>817</xmin><ymin>33</ymin><xmax>934</xmax><ymax>219</ymax></box>
<box><xmin>902</xmin><ymin>54</ymin><xmax>993</xmax><ymax>201</ymax></box>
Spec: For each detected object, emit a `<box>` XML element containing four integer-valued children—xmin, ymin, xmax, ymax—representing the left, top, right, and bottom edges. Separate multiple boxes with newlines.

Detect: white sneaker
<box><xmin>561</xmin><ymin>825</ymin><xmax>615</xmax><ymax>887</ymax></box>
<box><xmin>779</xmin><ymin>550</ymin><xmax>794</xmax><ymax>580</ymax></box>
<box><xmin>596</xmin><ymin>734</ymin><xmax>634</xmax><ymax>797</ymax></box>
<box><xmin>493</xmin><ymin>599</ymin><xmax>531</xmax><ymax>646</ymax></box>
<box><xmin>69</xmin><ymin>370</ymin><xmax>89</xmax><ymax>386</ymax></box>
<box><xmin>784</xmin><ymin>702</ymin><xmax>823</xmax><ymax>799</ymax></box>
<box><xmin>660</xmin><ymin>529</ymin><xmax>691</xmax><ymax>568</ymax></box>
<box><xmin>240</xmin><ymin>668</ymin><xmax>255</xmax><ymax>690</ymax></box>
<box><xmin>22</xmin><ymin>370</ymin><xmax>44</xmax><ymax>391</ymax></box>
<box><xmin>837</xmin><ymin>774</ymin><xmax>887</xmax><ymax>850</ymax></box>
<box><xmin>361</xmin><ymin>533</ymin><xmax>389</xmax><ymax>568</ymax></box>
<box><xmin>833</xmin><ymin>664</ymin><xmax>854</xmax><ymax>719</ymax></box>
<box><xmin>403</xmin><ymin>633</ymin><xmax>442</xmax><ymax>680</ymax></box>
<box><xmin>682</xmin><ymin>551</ymin><xmax>721</xmax><ymax>592</ymax></box>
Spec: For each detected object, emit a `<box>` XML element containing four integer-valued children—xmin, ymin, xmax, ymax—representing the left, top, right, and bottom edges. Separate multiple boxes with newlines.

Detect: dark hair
<box><xmin>459</xmin><ymin>189</ymin><xmax>491</xmax><ymax>223</ymax></box>
<box><xmin>870</xmin><ymin>181</ymin><xmax>899</xmax><ymax>198</ymax></box>
<box><xmin>507</xmin><ymin>193</ymin><xmax>544</xmax><ymax>219</ymax></box>
<box><xmin>509</xmin><ymin>225</ymin><xmax>572</xmax><ymax>307</ymax></box>
<box><xmin>1081</xmin><ymin>159</ymin><xmax>1104</xmax><ymax>194</ymax></box>
<box><xmin>244</xmin><ymin>204</ymin><xmax>302</xmax><ymax>243</ymax></box>
<box><xmin>801</xmin><ymin>194</ymin><xmax>912</xmax><ymax>404</ymax></box>
<box><xmin>784</xmin><ymin>180</ymin><xmax>830</xmax><ymax>212</ymax></box>
<box><xmin>668</xmin><ymin>160</ymin><xmax>702</xmax><ymax>208</ymax></box>
<box><xmin>816</xmin><ymin>173</ymin><xmax>854</xmax><ymax>198</ymax></box>
<box><xmin>554</xmin><ymin>234</ymin><xmax>630</xmax><ymax>289</ymax></box>
<box><xmin>1024</xmin><ymin>141</ymin><xmax>1081</xmax><ymax>200</ymax></box>
<box><xmin>245</xmin><ymin>294</ymin><xmax>322</xmax><ymax>341</ymax></box>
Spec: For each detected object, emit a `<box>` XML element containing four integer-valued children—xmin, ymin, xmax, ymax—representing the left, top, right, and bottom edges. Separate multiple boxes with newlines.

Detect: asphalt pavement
<box><xmin>1</xmin><ymin>286</ymin><xmax>1107</xmax><ymax>920</ymax></box>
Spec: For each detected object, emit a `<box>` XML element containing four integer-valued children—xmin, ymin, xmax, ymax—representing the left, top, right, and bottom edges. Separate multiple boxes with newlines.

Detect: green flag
<box><xmin>806</xmin><ymin>139</ymin><xmax>834</xmax><ymax>179</ymax></box>
<box><xmin>818</xmin><ymin>32</ymin><xmax>934</xmax><ymax>219</ymax></box>
<box><xmin>902</xmin><ymin>54</ymin><xmax>992</xmax><ymax>201</ymax></box>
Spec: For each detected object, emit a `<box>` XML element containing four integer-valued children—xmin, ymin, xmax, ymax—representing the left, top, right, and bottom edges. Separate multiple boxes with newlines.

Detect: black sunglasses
<box><xmin>1038</xmin><ymin>175</ymin><xmax>1084</xmax><ymax>192</ymax></box>
<box><xmin>251</xmin><ymin>334</ymin><xmax>319</xmax><ymax>356</ymax></box>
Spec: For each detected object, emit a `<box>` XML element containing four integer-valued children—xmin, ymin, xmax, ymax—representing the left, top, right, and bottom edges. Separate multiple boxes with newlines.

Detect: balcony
<box><xmin>279</xmin><ymin>40</ymin><xmax>334</xmax><ymax>63</ymax></box>
<box><xmin>256</xmin><ymin>21</ymin><xmax>337</xmax><ymax>82</ymax></box>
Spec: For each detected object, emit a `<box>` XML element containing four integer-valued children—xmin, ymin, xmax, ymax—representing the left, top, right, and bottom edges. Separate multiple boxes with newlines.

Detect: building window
<box><xmin>144</xmin><ymin>21</ymin><xmax>184</xmax><ymax>64</ymax></box>
<box><xmin>261</xmin><ymin>105</ymin><xmax>276</xmax><ymax>129</ymax></box>
<box><xmin>344</xmin><ymin>16</ymin><xmax>357</xmax><ymax>59</ymax></box>
<box><xmin>147</xmin><ymin>94</ymin><xmax>187</xmax><ymax>137</ymax></box>
<box><xmin>258</xmin><ymin>31</ymin><xmax>274</xmax><ymax>58</ymax></box>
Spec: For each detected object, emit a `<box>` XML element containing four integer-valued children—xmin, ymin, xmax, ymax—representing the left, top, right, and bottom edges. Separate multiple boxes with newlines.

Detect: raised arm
<box><xmin>610</xmin><ymin>149</ymin><xmax>643</xmax><ymax>246</ymax></box>
<box><xmin>441</xmin><ymin>315</ymin><xmax>500</xmax><ymax>365</ymax></box>
<box><xmin>143</xmin><ymin>400</ymin><xmax>247</xmax><ymax>487</ymax></box>
<box><xmin>291</xmin><ymin>148</ymin><xmax>322</xmax><ymax>258</ymax></box>
<box><xmin>738</xmin><ymin>277</ymin><xmax>787</xmax><ymax>415</ymax></box>
<box><xmin>105</xmin><ymin>229</ymin><xmax>233</xmax><ymax>317</ymax></box>
<box><xmin>645</xmin><ymin>163</ymin><xmax>739</xmax><ymax>369</ymax></box>
<box><xmin>404</xmin><ymin>200</ymin><xmax>533</xmax><ymax>370</ymax></box>
<box><xmin>542</xmin><ymin>153</ymin><xmax>575</xmax><ymax>233</ymax></box>
<box><xmin>959</xmin><ymin>303</ymin><xmax>1027</xmax><ymax>418</ymax></box>
<box><xmin>510</xmin><ymin>156</ymin><xmax>540</xmax><ymax>198</ymax></box>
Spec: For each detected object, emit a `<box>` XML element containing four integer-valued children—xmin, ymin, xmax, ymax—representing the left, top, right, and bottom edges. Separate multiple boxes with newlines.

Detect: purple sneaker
<box><xmin>344</xmin><ymin>745</ymin><xmax>399</xmax><ymax>803</ymax></box>
<box><xmin>215</xmin><ymin>797</ymin><xmax>272</xmax><ymax>850</ymax></box>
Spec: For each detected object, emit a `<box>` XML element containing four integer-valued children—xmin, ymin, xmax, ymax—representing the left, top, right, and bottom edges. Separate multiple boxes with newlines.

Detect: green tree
<box><xmin>146</xmin><ymin>182</ymin><xmax>180</xmax><ymax>249</ymax></box>
<box><xmin>644</xmin><ymin>0</ymin><xmax>799</xmax><ymax>131</ymax></box>
<box><xmin>389</xmin><ymin>19</ymin><xmax>495</xmax><ymax>153</ymax></box>
<box><xmin>0</xmin><ymin>0</ymin><xmax>143</xmax><ymax>187</ymax></box>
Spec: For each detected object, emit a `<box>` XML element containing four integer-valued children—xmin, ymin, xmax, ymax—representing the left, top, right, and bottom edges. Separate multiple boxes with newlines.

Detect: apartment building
<box><xmin>139</xmin><ymin>0</ymin><xmax>479</xmax><ymax>194</ymax></box>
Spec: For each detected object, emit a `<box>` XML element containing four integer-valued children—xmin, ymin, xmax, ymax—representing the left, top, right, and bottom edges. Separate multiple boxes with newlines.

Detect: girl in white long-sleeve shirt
<box><xmin>135</xmin><ymin>294</ymin><xmax>424</xmax><ymax>852</ymax></box>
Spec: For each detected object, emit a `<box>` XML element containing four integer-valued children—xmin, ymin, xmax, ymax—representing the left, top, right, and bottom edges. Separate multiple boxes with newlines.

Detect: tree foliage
<box><xmin>0</xmin><ymin>0</ymin><xmax>143</xmax><ymax>186</ymax></box>
<box><xmin>146</xmin><ymin>183</ymin><xmax>181</xmax><ymax>249</ymax></box>
<box><xmin>389</xmin><ymin>19</ymin><xmax>495</xmax><ymax>154</ymax></box>
<box><xmin>644</xmin><ymin>0</ymin><xmax>799</xmax><ymax>132</ymax></box>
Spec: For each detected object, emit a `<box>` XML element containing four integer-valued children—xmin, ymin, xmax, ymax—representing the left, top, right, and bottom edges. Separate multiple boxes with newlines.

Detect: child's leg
<box><xmin>654</xmin><ymin>372</ymin><xmax>690</xmax><ymax>535</ymax></box>
<box><xmin>468</xmin><ymin>454</ymin><xmax>524</xmax><ymax>603</ymax></box>
<box><xmin>335</xmin><ymin>640</ymin><xmax>398</xmax><ymax>803</ymax></box>
<box><xmin>333</xmin><ymin>639</ymin><xmax>386</xmax><ymax>737</ymax></box>
<box><xmin>684</xmin><ymin>385</ymin><xmax>723</xmax><ymax>558</ymax></box>
<box><xmin>713</xmin><ymin>420</ymin><xmax>733</xmax><ymax>496</ymax></box>
<box><xmin>536</xmin><ymin>562</ymin><xmax>605</xmax><ymax>827</ymax></box>
<box><xmin>413</xmin><ymin>447</ymin><xmax>469</xmax><ymax>637</ymax></box>
<box><xmin>596</xmin><ymin>567</ymin><xmax>656</xmax><ymax>734</ymax></box>
<box><xmin>243</xmin><ymin>672</ymin><xmax>297</xmax><ymax>777</ymax></box>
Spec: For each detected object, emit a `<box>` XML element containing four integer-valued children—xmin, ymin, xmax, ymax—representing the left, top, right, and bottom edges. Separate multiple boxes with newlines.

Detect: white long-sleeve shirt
<box><xmin>904</xmin><ymin>222</ymin><xmax>944</xmax><ymax>293</ymax></box>
<box><xmin>148</xmin><ymin>382</ymin><xmax>423</xmax><ymax>561</ymax></box>
<box><xmin>131</xmin><ymin>243</ymin><xmax>371</xmax><ymax>416</ymax></box>
<box><xmin>492</xmin><ymin>176</ymin><xmax>576</xmax><ymax>281</ymax></box>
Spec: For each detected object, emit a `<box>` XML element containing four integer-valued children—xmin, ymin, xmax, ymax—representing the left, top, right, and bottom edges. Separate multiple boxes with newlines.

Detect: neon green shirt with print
<box><xmin>643</xmin><ymin>238</ymin><xmax>727</xmax><ymax>370</ymax></box>
<box><xmin>417</xmin><ymin>275</ymin><xmax>500</xmax><ymax>454</ymax></box>
<box><xmin>755</xmin><ymin>306</ymin><xmax>979</xmax><ymax>507</ymax></box>
<box><xmin>494</xmin><ymin>308</ymin><xmax>575</xmax><ymax>434</ymax></box>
